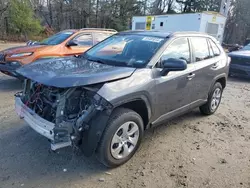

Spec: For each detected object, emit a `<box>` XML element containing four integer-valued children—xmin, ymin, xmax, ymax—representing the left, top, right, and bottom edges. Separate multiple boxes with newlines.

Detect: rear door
<box><xmin>190</xmin><ymin>37</ymin><xmax>222</xmax><ymax>101</ymax></box>
<box><xmin>64</xmin><ymin>33</ymin><xmax>93</xmax><ymax>56</ymax></box>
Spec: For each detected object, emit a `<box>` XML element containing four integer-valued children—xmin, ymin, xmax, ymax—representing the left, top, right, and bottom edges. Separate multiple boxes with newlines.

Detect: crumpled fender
<box><xmin>80</xmin><ymin>109</ymin><xmax>112</xmax><ymax>156</ymax></box>
<box><xmin>72</xmin><ymin>94</ymin><xmax>113</xmax><ymax>157</ymax></box>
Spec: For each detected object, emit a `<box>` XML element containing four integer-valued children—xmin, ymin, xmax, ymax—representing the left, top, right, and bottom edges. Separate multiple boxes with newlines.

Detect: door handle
<box><xmin>212</xmin><ymin>62</ymin><xmax>219</xmax><ymax>69</ymax></box>
<box><xmin>187</xmin><ymin>73</ymin><xmax>195</xmax><ymax>80</ymax></box>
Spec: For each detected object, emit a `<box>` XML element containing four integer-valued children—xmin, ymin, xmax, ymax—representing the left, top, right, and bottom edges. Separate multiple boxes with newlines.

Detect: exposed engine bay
<box><xmin>16</xmin><ymin>79</ymin><xmax>112</xmax><ymax>154</ymax></box>
<box><xmin>21</xmin><ymin>80</ymin><xmax>96</xmax><ymax>123</ymax></box>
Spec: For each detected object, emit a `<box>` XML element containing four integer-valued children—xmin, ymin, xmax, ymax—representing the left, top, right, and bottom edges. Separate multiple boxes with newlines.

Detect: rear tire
<box><xmin>96</xmin><ymin>108</ymin><xmax>144</xmax><ymax>168</ymax></box>
<box><xmin>200</xmin><ymin>82</ymin><xmax>223</xmax><ymax>115</ymax></box>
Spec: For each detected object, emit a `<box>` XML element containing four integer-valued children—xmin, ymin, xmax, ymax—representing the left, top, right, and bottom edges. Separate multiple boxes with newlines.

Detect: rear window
<box><xmin>191</xmin><ymin>37</ymin><xmax>210</xmax><ymax>62</ymax></box>
<box><xmin>209</xmin><ymin>39</ymin><xmax>221</xmax><ymax>56</ymax></box>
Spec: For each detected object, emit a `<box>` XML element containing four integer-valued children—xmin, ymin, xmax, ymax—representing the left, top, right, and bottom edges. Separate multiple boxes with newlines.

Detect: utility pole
<box><xmin>220</xmin><ymin>0</ymin><xmax>231</xmax><ymax>17</ymax></box>
<box><xmin>220</xmin><ymin>0</ymin><xmax>232</xmax><ymax>44</ymax></box>
<box><xmin>144</xmin><ymin>0</ymin><xmax>147</xmax><ymax>15</ymax></box>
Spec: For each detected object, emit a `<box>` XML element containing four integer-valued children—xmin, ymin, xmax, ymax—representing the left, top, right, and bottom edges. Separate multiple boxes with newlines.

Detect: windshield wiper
<box><xmin>85</xmin><ymin>55</ymin><xmax>129</xmax><ymax>67</ymax></box>
<box><xmin>39</xmin><ymin>42</ymin><xmax>48</xmax><ymax>45</ymax></box>
<box><xmin>87</xmin><ymin>57</ymin><xmax>106</xmax><ymax>65</ymax></box>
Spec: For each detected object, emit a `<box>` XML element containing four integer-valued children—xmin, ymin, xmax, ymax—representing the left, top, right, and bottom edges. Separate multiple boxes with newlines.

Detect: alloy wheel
<box><xmin>211</xmin><ymin>88</ymin><xmax>222</xmax><ymax>111</ymax></box>
<box><xmin>110</xmin><ymin>121</ymin><xmax>139</xmax><ymax>159</ymax></box>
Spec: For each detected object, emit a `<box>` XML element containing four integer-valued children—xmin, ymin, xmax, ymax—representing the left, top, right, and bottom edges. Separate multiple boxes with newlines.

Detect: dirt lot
<box><xmin>0</xmin><ymin>44</ymin><xmax>250</xmax><ymax>188</ymax></box>
<box><xmin>0</xmin><ymin>43</ymin><xmax>25</xmax><ymax>51</ymax></box>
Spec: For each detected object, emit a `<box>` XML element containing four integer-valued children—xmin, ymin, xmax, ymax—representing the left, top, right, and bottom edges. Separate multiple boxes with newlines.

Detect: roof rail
<box><xmin>80</xmin><ymin>28</ymin><xmax>117</xmax><ymax>32</ymax></box>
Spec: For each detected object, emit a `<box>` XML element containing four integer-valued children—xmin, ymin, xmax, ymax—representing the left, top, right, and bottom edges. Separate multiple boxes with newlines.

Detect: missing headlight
<box><xmin>20</xmin><ymin>80</ymin><xmax>107</xmax><ymax>124</ymax></box>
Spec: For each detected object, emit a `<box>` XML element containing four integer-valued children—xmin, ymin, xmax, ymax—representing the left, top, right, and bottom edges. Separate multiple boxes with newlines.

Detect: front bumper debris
<box><xmin>15</xmin><ymin>96</ymin><xmax>55</xmax><ymax>140</ymax></box>
<box><xmin>15</xmin><ymin>83</ymin><xmax>113</xmax><ymax>155</ymax></box>
<box><xmin>15</xmin><ymin>96</ymin><xmax>71</xmax><ymax>150</ymax></box>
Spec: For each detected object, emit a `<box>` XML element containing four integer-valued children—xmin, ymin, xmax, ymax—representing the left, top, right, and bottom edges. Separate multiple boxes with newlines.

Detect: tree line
<box><xmin>0</xmin><ymin>0</ymin><xmax>249</xmax><ymax>44</ymax></box>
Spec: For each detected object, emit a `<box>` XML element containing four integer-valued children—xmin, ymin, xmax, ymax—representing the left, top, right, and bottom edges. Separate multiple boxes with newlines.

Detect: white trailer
<box><xmin>132</xmin><ymin>11</ymin><xmax>227</xmax><ymax>43</ymax></box>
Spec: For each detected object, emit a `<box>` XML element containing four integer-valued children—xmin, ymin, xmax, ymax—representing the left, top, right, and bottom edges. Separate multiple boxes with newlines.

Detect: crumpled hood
<box><xmin>228</xmin><ymin>50</ymin><xmax>250</xmax><ymax>58</ymax></box>
<box><xmin>1</xmin><ymin>45</ymin><xmax>50</xmax><ymax>55</ymax></box>
<box><xmin>16</xmin><ymin>57</ymin><xmax>136</xmax><ymax>88</ymax></box>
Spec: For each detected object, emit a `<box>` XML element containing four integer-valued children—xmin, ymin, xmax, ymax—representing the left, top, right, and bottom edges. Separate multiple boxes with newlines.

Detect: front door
<box><xmin>153</xmin><ymin>37</ymin><xmax>196</xmax><ymax>124</ymax></box>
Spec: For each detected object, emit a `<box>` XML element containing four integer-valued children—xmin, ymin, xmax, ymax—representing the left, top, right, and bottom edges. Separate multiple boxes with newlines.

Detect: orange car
<box><xmin>0</xmin><ymin>28</ymin><xmax>117</xmax><ymax>78</ymax></box>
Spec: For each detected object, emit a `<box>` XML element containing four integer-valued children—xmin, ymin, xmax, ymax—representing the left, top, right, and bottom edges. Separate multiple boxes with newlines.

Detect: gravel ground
<box><xmin>0</xmin><ymin>44</ymin><xmax>250</xmax><ymax>188</ymax></box>
<box><xmin>0</xmin><ymin>43</ymin><xmax>25</xmax><ymax>51</ymax></box>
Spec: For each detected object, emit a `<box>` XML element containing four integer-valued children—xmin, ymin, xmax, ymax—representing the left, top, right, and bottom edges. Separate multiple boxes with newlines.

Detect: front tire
<box><xmin>96</xmin><ymin>108</ymin><xmax>144</xmax><ymax>168</ymax></box>
<box><xmin>199</xmin><ymin>82</ymin><xmax>223</xmax><ymax>115</ymax></box>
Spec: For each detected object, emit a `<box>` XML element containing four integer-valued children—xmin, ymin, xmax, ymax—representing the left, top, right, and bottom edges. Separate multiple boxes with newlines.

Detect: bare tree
<box><xmin>0</xmin><ymin>0</ymin><xmax>249</xmax><ymax>44</ymax></box>
<box><xmin>224</xmin><ymin>0</ymin><xmax>250</xmax><ymax>44</ymax></box>
<box><xmin>0</xmin><ymin>0</ymin><xmax>9</xmax><ymax>16</ymax></box>
<box><xmin>151</xmin><ymin>0</ymin><xmax>175</xmax><ymax>14</ymax></box>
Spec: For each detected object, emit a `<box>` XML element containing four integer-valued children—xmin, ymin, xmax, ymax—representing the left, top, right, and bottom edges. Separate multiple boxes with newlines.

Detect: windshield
<box><xmin>85</xmin><ymin>34</ymin><xmax>166</xmax><ymax>68</ymax></box>
<box><xmin>242</xmin><ymin>43</ymin><xmax>250</xmax><ymax>51</ymax></box>
<box><xmin>40</xmin><ymin>31</ymin><xmax>74</xmax><ymax>45</ymax></box>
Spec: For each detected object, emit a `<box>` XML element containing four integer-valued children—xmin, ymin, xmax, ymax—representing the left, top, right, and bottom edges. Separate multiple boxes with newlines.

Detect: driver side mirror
<box><xmin>161</xmin><ymin>58</ymin><xmax>187</xmax><ymax>76</ymax></box>
<box><xmin>66</xmin><ymin>40</ymin><xmax>78</xmax><ymax>47</ymax></box>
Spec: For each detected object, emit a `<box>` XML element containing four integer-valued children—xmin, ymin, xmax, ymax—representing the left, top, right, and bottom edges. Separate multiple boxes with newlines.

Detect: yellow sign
<box><xmin>146</xmin><ymin>16</ymin><xmax>152</xmax><ymax>30</ymax></box>
<box><xmin>212</xmin><ymin>15</ymin><xmax>217</xmax><ymax>22</ymax></box>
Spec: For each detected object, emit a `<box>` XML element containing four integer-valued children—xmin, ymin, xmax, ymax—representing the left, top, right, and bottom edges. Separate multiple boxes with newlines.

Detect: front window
<box><xmin>161</xmin><ymin>38</ymin><xmax>190</xmax><ymax>64</ymax></box>
<box><xmin>242</xmin><ymin>43</ymin><xmax>250</xmax><ymax>51</ymax></box>
<box><xmin>40</xmin><ymin>31</ymin><xmax>74</xmax><ymax>45</ymax></box>
<box><xmin>85</xmin><ymin>34</ymin><xmax>166</xmax><ymax>68</ymax></box>
<box><xmin>93</xmin><ymin>33</ymin><xmax>112</xmax><ymax>45</ymax></box>
<box><xmin>73</xmin><ymin>34</ymin><xmax>93</xmax><ymax>46</ymax></box>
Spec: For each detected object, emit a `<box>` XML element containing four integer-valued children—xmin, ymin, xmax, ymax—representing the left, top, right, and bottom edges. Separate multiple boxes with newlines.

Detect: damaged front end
<box><xmin>15</xmin><ymin>79</ymin><xmax>113</xmax><ymax>156</ymax></box>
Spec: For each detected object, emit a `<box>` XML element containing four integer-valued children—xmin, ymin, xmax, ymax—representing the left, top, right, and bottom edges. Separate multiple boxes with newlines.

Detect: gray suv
<box><xmin>15</xmin><ymin>31</ymin><xmax>230</xmax><ymax>167</ymax></box>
